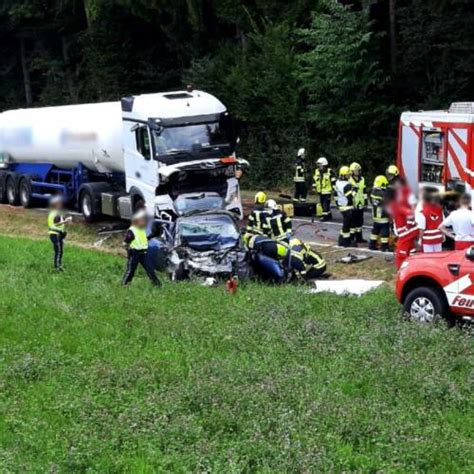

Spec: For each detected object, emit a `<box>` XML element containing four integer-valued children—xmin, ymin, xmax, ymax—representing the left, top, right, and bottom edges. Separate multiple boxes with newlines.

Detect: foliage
<box><xmin>0</xmin><ymin>236</ymin><xmax>473</xmax><ymax>471</ymax></box>
<box><xmin>0</xmin><ymin>0</ymin><xmax>474</xmax><ymax>184</ymax></box>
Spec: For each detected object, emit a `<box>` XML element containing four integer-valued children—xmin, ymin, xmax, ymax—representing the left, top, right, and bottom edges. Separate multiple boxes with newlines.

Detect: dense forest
<box><xmin>1</xmin><ymin>0</ymin><xmax>473</xmax><ymax>186</ymax></box>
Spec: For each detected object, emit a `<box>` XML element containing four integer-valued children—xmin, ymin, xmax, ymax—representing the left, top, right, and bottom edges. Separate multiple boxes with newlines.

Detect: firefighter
<box><xmin>349</xmin><ymin>162</ymin><xmax>367</xmax><ymax>243</ymax></box>
<box><xmin>369</xmin><ymin>175</ymin><xmax>390</xmax><ymax>251</ymax></box>
<box><xmin>386</xmin><ymin>164</ymin><xmax>400</xmax><ymax>185</ymax></box>
<box><xmin>335</xmin><ymin>166</ymin><xmax>355</xmax><ymax>247</ymax></box>
<box><xmin>288</xmin><ymin>237</ymin><xmax>327</xmax><ymax>280</ymax></box>
<box><xmin>415</xmin><ymin>189</ymin><xmax>444</xmax><ymax>253</ymax></box>
<box><xmin>245</xmin><ymin>233</ymin><xmax>288</xmax><ymax>261</ymax></box>
<box><xmin>246</xmin><ymin>191</ymin><xmax>268</xmax><ymax>235</ymax></box>
<box><xmin>263</xmin><ymin>199</ymin><xmax>292</xmax><ymax>242</ymax></box>
<box><xmin>293</xmin><ymin>148</ymin><xmax>307</xmax><ymax>202</ymax></box>
<box><xmin>313</xmin><ymin>157</ymin><xmax>336</xmax><ymax>221</ymax></box>
<box><xmin>122</xmin><ymin>210</ymin><xmax>161</xmax><ymax>287</ymax></box>
<box><xmin>387</xmin><ymin>184</ymin><xmax>418</xmax><ymax>269</ymax></box>
<box><xmin>48</xmin><ymin>195</ymin><xmax>72</xmax><ymax>271</ymax></box>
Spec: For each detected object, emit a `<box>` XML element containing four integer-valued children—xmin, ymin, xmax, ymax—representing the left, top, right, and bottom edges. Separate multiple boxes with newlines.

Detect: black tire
<box><xmin>403</xmin><ymin>287</ymin><xmax>448</xmax><ymax>323</ymax></box>
<box><xmin>18</xmin><ymin>176</ymin><xmax>34</xmax><ymax>208</ymax></box>
<box><xmin>79</xmin><ymin>188</ymin><xmax>97</xmax><ymax>222</ymax></box>
<box><xmin>0</xmin><ymin>172</ymin><xmax>7</xmax><ymax>203</ymax></box>
<box><xmin>6</xmin><ymin>175</ymin><xmax>19</xmax><ymax>205</ymax></box>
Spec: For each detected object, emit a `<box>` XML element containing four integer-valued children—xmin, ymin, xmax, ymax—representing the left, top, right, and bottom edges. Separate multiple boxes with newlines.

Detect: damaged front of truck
<box><xmin>121</xmin><ymin>90</ymin><xmax>248</xmax><ymax>220</ymax></box>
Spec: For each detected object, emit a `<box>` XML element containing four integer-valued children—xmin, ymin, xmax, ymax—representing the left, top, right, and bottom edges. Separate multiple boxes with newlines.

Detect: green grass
<box><xmin>0</xmin><ymin>236</ymin><xmax>472</xmax><ymax>472</ymax></box>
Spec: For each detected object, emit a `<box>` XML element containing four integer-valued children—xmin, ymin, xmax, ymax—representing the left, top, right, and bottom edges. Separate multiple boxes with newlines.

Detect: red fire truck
<box><xmin>398</xmin><ymin>102</ymin><xmax>474</xmax><ymax>193</ymax></box>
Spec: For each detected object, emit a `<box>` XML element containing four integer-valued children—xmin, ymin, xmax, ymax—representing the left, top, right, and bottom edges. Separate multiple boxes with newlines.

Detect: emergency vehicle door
<box><xmin>443</xmin><ymin>250</ymin><xmax>474</xmax><ymax>313</ymax></box>
<box><xmin>400</xmin><ymin>124</ymin><xmax>421</xmax><ymax>192</ymax></box>
<box><xmin>446</xmin><ymin>126</ymin><xmax>471</xmax><ymax>185</ymax></box>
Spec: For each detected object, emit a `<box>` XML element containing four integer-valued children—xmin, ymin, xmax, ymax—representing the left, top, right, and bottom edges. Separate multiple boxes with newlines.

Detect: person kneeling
<box><xmin>122</xmin><ymin>210</ymin><xmax>161</xmax><ymax>287</ymax></box>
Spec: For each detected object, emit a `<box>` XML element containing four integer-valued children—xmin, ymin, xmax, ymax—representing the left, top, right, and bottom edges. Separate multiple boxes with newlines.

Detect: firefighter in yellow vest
<box><xmin>288</xmin><ymin>237</ymin><xmax>327</xmax><ymax>280</ymax></box>
<box><xmin>293</xmin><ymin>148</ymin><xmax>307</xmax><ymax>202</ymax></box>
<box><xmin>122</xmin><ymin>210</ymin><xmax>161</xmax><ymax>286</ymax></box>
<box><xmin>263</xmin><ymin>199</ymin><xmax>292</xmax><ymax>242</ymax></box>
<box><xmin>246</xmin><ymin>191</ymin><xmax>268</xmax><ymax>235</ymax></box>
<box><xmin>369</xmin><ymin>175</ymin><xmax>390</xmax><ymax>251</ymax></box>
<box><xmin>313</xmin><ymin>157</ymin><xmax>336</xmax><ymax>221</ymax></box>
<box><xmin>48</xmin><ymin>195</ymin><xmax>72</xmax><ymax>271</ymax></box>
<box><xmin>349</xmin><ymin>162</ymin><xmax>367</xmax><ymax>243</ymax></box>
<box><xmin>335</xmin><ymin>166</ymin><xmax>355</xmax><ymax>247</ymax></box>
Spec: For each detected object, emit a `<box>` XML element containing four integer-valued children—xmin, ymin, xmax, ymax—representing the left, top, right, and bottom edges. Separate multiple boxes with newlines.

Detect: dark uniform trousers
<box><xmin>320</xmin><ymin>193</ymin><xmax>332</xmax><ymax>219</ymax></box>
<box><xmin>294</xmin><ymin>182</ymin><xmax>308</xmax><ymax>201</ymax></box>
<box><xmin>122</xmin><ymin>249</ymin><xmax>161</xmax><ymax>286</ymax></box>
<box><xmin>339</xmin><ymin>209</ymin><xmax>354</xmax><ymax>247</ymax></box>
<box><xmin>352</xmin><ymin>208</ymin><xmax>364</xmax><ymax>241</ymax></box>
<box><xmin>50</xmin><ymin>233</ymin><xmax>65</xmax><ymax>269</ymax></box>
<box><xmin>369</xmin><ymin>222</ymin><xmax>390</xmax><ymax>251</ymax></box>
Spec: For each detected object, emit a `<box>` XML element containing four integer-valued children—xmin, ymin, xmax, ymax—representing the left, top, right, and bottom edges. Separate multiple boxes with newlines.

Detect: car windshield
<box><xmin>178</xmin><ymin>214</ymin><xmax>239</xmax><ymax>249</ymax></box>
<box><xmin>175</xmin><ymin>194</ymin><xmax>225</xmax><ymax>215</ymax></box>
<box><xmin>152</xmin><ymin>121</ymin><xmax>232</xmax><ymax>158</ymax></box>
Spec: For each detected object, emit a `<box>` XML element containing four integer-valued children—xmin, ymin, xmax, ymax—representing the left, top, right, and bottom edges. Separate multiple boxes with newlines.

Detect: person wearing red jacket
<box><xmin>387</xmin><ymin>181</ymin><xmax>418</xmax><ymax>269</ymax></box>
<box><xmin>415</xmin><ymin>189</ymin><xmax>444</xmax><ymax>253</ymax></box>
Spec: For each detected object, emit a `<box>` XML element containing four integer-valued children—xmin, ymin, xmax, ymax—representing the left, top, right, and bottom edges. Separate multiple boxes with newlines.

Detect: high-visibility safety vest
<box><xmin>129</xmin><ymin>226</ymin><xmax>149</xmax><ymax>250</ymax></box>
<box><xmin>294</xmin><ymin>160</ymin><xmax>306</xmax><ymax>183</ymax></box>
<box><xmin>247</xmin><ymin>207</ymin><xmax>267</xmax><ymax>235</ymax></box>
<box><xmin>264</xmin><ymin>211</ymin><xmax>292</xmax><ymax>241</ymax></box>
<box><xmin>48</xmin><ymin>210</ymin><xmax>65</xmax><ymax>235</ymax></box>
<box><xmin>370</xmin><ymin>188</ymin><xmax>389</xmax><ymax>224</ymax></box>
<box><xmin>349</xmin><ymin>176</ymin><xmax>366</xmax><ymax>208</ymax></box>
<box><xmin>420</xmin><ymin>203</ymin><xmax>444</xmax><ymax>245</ymax></box>
<box><xmin>335</xmin><ymin>180</ymin><xmax>354</xmax><ymax>211</ymax></box>
<box><xmin>313</xmin><ymin>168</ymin><xmax>335</xmax><ymax>194</ymax></box>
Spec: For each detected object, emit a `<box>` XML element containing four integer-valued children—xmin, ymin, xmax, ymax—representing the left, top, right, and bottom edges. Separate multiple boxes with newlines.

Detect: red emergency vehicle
<box><xmin>396</xmin><ymin>247</ymin><xmax>474</xmax><ymax>323</ymax></box>
<box><xmin>398</xmin><ymin>102</ymin><xmax>474</xmax><ymax>193</ymax></box>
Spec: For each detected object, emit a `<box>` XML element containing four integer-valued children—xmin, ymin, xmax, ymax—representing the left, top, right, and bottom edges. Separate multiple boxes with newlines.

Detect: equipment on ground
<box><xmin>0</xmin><ymin>90</ymin><xmax>248</xmax><ymax>221</ymax></box>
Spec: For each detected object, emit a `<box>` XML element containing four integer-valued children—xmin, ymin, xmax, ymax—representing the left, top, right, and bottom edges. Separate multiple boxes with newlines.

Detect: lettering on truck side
<box><xmin>443</xmin><ymin>274</ymin><xmax>474</xmax><ymax>310</ymax></box>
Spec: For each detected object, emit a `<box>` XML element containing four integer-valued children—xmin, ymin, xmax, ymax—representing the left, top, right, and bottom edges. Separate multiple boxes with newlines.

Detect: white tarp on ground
<box><xmin>309</xmin><ymin>280</ymin><xmax>384</xmax><ymax>296</ymax></box>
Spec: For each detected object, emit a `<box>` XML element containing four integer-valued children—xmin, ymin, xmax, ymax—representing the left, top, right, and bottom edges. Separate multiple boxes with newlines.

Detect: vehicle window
<box><xmin>135</xmin><ymin>126</ymin><xmax>151</xmax><ymax>159</ymax></box>
<box><xmin>175</xmin><ymin>194</ymin><xmax>224</xmax><ymax>215</ymax></box>
<box><xmin>178</xmin><ymin>216</ymin><xmax>239</xmax><ymax>240</ymax></box>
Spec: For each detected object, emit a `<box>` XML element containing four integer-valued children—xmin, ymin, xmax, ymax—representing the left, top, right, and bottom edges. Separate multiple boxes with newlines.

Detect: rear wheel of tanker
<box><xmin>0</xmin><ymin>172</ymin><xmax>7</xmax><ymax>203</ymax></box>
<box><xmin>19</xmin><ymin>177</ymin><xmax>34</xmax><ymax>208</ymax></box>
<box><xmin>403</xmin><ymin>287</ymin><xmax>447</xmax><ymax>324</ymax></box>
<box><xmin>6</xmin><ymin>176</ymin><xmax>19</xmax><ymax>206</ymax></box>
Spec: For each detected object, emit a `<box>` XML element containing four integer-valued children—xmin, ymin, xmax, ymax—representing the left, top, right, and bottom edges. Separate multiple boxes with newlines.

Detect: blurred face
<box><xmin>52</xmin><ymin>201</ymin><xmax>63</xmax><ymax>210</ymax></box>
<box><xmin>134</xmin><ymin>217</ymin><xmax>147</xmax><ymax>228</ymax></box>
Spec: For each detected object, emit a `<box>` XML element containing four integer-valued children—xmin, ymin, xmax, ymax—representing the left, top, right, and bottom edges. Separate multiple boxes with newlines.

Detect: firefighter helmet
<box><xmin>350</xmin><ymin>162</ymin><xmax>362</xmax><ymax>173</ymax></box>
<box><xmin>265</xmin><ymin>199</ymin><xmax>278</xmax><ymax>210</ymax></box>
<box><xmin>339</xmin><ymin>166</ymin><xmax>350</xmax><ymax>178</ymax></box>
<box><xmin>297</xmin><ymin>148</ymin><xmax>306</xmax><ymax>158</ymax></box>
<box><xmin>386</xmin><ymin>165</ymin><xmax>400</xmax><ymax>178</ymax></box>
<box><xmin>374</xmin><ymin>175</ymin><xmax>389</xmax><ymax>189</ymax></box>
<box><xmin>254</xmin><ymin>191</ymin><xmax>267</xmax><ymax>204</ymax></box>
<box><xmin>316</xmin><ymin>157</ymin><xmax>328</xmax><ymax>167</ymax></box>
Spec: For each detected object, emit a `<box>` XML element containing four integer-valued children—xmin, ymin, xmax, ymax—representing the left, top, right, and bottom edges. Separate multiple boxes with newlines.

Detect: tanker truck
<box><xmin>0</xmin><ymin>89</ymin><xmax>247</xmax><ymax>221</ymax></box>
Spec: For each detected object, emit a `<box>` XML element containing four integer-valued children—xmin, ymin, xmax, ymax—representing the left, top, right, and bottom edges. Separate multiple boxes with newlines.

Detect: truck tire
<box><xmin>0</xmin><ymin>172</ymin><xmax>7</xmax><ymax>203</ymax></box>
<box><xmin>79</xmin><ymin>182</ymin><xmax>112</xmax><ymax>222</ymax></box>
<box><xmin>6</xmin><ymin>174</ymin><xmax>19</xmax><ymax>206</ymax></box>
<box><xmin>18</xmin><ymin>175</ymin><xmax>34</xmax><ymax>208</ymax></box>
<box><xmin>403</xmin><ymin>287</ymin><xmax>447</xmax><ymax>323</ymax></box>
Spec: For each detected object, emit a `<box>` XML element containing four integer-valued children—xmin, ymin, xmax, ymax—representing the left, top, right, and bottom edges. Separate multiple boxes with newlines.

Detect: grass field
<box><xmin>0</xmin><ymin>235</ymin><xmax>472</xmax><ymax>472</ymax></box>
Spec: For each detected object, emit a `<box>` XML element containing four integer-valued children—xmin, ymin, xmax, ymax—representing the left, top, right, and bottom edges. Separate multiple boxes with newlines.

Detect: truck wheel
<box><xmin>80</xmin><ymin>189</ymin><xmax>97</xmax><ymax>222</ymax></box>
<box><xmin>0</xmin><ymin>173</ymin><xmax>7</xmax><ymax>203</ymax></box>
<box><xmin>6</xmin><ymin>176</ymin><xmax>19</xmax><ymax>206</ymax></box>
<box><xmin>403</xmin><ymin>287</ymin><xmax>447</xmax><ymax>323</ymax></box>
<box><xmin>19</xmin><ymin>177</ymin><xmax>34</xmax><ymax>208</ymax></box>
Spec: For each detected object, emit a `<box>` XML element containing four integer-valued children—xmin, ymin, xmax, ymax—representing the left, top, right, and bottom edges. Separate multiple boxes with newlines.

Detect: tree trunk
<box><xmin>389</xmin><ymin>0</ymin><xmax>397</xmax><ymax>74</ymax></box>
<box><xmin>61</xmin><ymin>36</ymin><xmax>78</xmax><ymax>102</ymax></box>
<box><xmin>19</xmin><ymin>38</ymin><xmax>33</xmax><ymax>106</ymax></box>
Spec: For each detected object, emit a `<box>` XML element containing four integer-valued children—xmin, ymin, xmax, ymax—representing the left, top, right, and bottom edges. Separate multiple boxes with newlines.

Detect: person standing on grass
<box><xmin>439</xmin><ymin>193</ymin><xmax>474</xmax><ymax>250</ymax></box>
<box><xmin>122</xmin><ymin>210</ymin><xmax>161</xmax><ymax>287</ymax></box>
<box><xmin>48</xmin><ymin>195</ymin><xmax>72</xmax><ymax>272</ymax></box>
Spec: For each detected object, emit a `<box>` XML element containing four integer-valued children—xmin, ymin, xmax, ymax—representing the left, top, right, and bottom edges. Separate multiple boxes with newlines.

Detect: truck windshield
<box><xmin>152</xmin><ymin>121</ymin><xmax>233</xmax><ymax>161</ymax></box>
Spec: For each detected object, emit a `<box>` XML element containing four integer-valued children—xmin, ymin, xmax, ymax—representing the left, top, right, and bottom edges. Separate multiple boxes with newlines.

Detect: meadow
<box><xmin>0</xmin><ymin>235</ymin><xmax>472</xmax><ymax>472</ymax></box>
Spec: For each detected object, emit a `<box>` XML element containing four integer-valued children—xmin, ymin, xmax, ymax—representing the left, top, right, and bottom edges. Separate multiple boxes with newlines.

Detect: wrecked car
<box><xmin>150</xmin><ymin>209</ymin><xmax>251</xmax><ymax>281</ymax></box>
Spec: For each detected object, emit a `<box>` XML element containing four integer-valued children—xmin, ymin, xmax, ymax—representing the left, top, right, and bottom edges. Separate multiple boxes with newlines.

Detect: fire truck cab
<box><xmin>398</xmin><ymin>102</ymin><xmax>474</xmax><ymax>194</ymax></box>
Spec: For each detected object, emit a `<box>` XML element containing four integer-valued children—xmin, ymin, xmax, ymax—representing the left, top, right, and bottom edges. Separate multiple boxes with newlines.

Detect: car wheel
<box><xmin>403</xmin><ymin>287</ymin><xmax>447</xmax><ymax>323</ymax></box>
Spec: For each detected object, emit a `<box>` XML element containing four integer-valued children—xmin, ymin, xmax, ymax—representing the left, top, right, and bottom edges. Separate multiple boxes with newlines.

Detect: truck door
<box><xmin>443</xmin><ymin>251</ymin><xmax>474</xmax><ymax>315</ymax></box>
<box><xmin>446</xmin><ymin>126</ymin><xmax>471</xmax><ymax>186</ymax></box>
<box><xmin>399</xmin><ymin>123</ymin><xmax>421</xmax><ymax>192</ymax></box>
<box><xmin>123</xmin><ymin>123</ymin><xmax>159</xmax><ymax>214</ymax></box>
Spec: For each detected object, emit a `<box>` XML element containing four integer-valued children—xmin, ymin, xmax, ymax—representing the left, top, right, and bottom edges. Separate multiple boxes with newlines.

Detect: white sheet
<box><xmin>309</xmin><ymin>280</ymin><xmax>384</xmax><ymax>296</ymax></box>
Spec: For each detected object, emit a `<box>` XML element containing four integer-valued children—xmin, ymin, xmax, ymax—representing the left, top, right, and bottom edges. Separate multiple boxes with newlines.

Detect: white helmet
<box><xmin>297</xmin><ymin>148</ymin><xmax>306</xmax><ymax>158</ymax></box>
<box><xmin>265</xmin><ymin>199</ymin><xmax>278</xmax><ymax>210</ymax></box>
<box><xmin>316</xmin><ymin>157</ymin><xmax>328</xmax><ymax>166</ymax></box>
